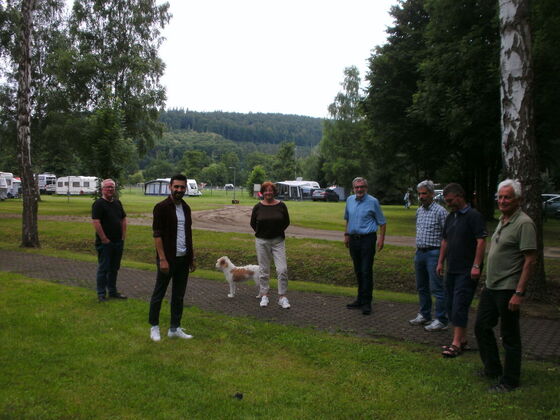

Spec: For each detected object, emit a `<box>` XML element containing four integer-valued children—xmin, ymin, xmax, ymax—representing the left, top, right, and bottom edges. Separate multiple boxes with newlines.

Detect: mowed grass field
<box><xmin>1</xmin><ymin>273</ymin><xmax>559</xmax><ymax>419</ymax></box>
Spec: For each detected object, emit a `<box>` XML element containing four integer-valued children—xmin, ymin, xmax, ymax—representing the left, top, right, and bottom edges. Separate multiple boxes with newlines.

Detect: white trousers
<box><xmin>255</xmin><ymin>236</ymin><xmax>288</xmax><ymax>296</ymax></box>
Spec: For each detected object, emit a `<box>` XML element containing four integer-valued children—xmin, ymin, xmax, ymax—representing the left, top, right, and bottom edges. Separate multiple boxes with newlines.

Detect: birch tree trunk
<box><xmin>17</xmin><ymin>0</ymin><xmax>40</xmax><ymax>248</ymax></box>
<box><xmin>499</xmin><ymin>0</ymin><xmax>545</xmax><ymax>294</ymax></box>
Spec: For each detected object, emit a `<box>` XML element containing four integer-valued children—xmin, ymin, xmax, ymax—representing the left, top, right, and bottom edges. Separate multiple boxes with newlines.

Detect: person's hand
<box><xmin>189</xmin><ymin>261</ymin><xmax>196</xmax><ymax>273</ymax></box>
<box><xmin>508</xmin><ymin>294</ymin><xmax>523</xmax><ymax>311</ymax></box>
<box><xmin>159</xmin><ymin>259</ymin><xmax>169</xmax><ymax>274</ymax></box>
<box><xmin>471</xmin><ymin>266</ymin><xmax>481</xmax><ymax>280</ymax></box>
<box><xmin>377</xmin><ymin>238</ymin><xmax>384</xmax><ymax>252</ymax></box>
<box><xmin>436</xmin><ymin>263</ymin><xmax>443</xmax><ymax>277</ymax></box>
<box><xmin>344</xmin><ymin>235</ymin><xmax>349</xmax><ymax>248</ymax></box>
<box><xmin>101</xmin><ymin>237</ymin><xmax>110</xmax><ymax>245</ymax></box>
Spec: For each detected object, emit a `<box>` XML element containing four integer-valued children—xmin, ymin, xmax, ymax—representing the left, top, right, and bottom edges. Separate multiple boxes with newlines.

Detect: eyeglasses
<box><xmin>103</xmin><ymin>186</ymin><xmax>115</xmax><ymax>189</ymax></box>
<box><xmin>354</xmin><ymin>185</ymin><xmax>367</xmax><ymax>189</ymax></box>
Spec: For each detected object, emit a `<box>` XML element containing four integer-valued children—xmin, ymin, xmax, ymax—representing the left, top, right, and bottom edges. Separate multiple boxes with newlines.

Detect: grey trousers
<box><xmin>255</xmin><ymin>236</ymin><xmax>288</xmax><ymax>296</ymax></box>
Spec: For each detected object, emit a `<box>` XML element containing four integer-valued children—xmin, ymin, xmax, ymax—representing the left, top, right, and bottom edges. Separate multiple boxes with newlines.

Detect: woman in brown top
<box><xmin>250</xmin><ymin>181</ymin><xmax>291</xmax><ymax>308</ymax></box>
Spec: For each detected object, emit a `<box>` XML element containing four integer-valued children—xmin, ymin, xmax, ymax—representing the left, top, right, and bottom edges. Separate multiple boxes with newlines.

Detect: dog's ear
<box><xmin>219</xmin><ymin>258</ymin><xmax>227</xmax><ymax>267</ymax></box>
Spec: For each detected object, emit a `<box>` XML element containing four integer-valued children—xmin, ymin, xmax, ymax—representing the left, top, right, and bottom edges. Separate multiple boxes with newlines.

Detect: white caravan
<box><xmin>38</xmin><ymin>173</ymin><xmax>57</xmax><ymax>194</ymax></box>
<box><xmin>144</xmin><ymin>178</ymin><xmax>201</xmax><ymax>196</ymax></box>
<box><xmin>55</xmin><ymin>176</ymin><xmax>98</xmax><ymax>195</ymax></box>
<box><xmin>0</xmin><ymin>172</ymin><xmax>14</xmax><ymax>200</ymax></box>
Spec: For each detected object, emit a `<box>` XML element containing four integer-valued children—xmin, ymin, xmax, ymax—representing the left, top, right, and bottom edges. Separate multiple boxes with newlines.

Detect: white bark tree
<box><xmin>499</xmin><ymin>0</ymin><xmax>544</xmax><ymax>291</ymax></box>
<box><xmin>17</xmin><ymin>0</ymin><xmax>40</xmax><ymax>247</ymax></box>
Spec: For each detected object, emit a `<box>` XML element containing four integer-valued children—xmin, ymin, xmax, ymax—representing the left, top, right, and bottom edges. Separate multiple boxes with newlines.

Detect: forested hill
<box><xmin>160</xmin><ymin>109</ymin><xmax>323</xmax><ymax>147</ymax></box>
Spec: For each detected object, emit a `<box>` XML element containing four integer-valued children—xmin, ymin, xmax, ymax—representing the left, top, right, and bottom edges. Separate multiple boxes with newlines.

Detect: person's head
<box><xmin>417</xmin><ymin>180</ymin><xmax>435</xmax><ymax>207</ymax></box>
<box><xmin>496</xmin><ymin>179</ymin><xmax>522</xmax><ymax>216</ymax></box>
<box><xmin>169</xmin><ymin>174</ymin><xmax>187</xmax><ymax>202</ymax></box>
<box><xmin>443</xmin><ymin>183</ymin><xmax>466</xmax><ymax>211</ymax></box>
<box><xmin>352</xmin><ymin>177</ymin><xmax>368</xmax><ymax>199</ymax></box>
<box><xmin>101</xmin><ymin>179</ymin><xmax>116</xmax><ymax>200</ymax></box>
<box><xmin>260</xmin><ymin>181</ymin><xmax>277</xmax><ymax>201</ymax></box>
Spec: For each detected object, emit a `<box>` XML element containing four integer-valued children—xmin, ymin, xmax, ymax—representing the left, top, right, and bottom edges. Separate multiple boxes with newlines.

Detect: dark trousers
<box><xmin>95</xmin><ymin>240</ymin><xmax>124</xmax><ymax>297</ymax></box>
<box><xmin>149</xmin><ymin>256</ymin><xmax>189</xmax><ymax>328</ymax></box>
<box><xmin>445</xmin><ymin>271</ymin><xmax>477</xmax><ymax>328</ymax></box>
<box><xmin>348</xmin><ymin>233</ymin><xmax>376</xmax><ymax>305</ymax></box>
<box><xmin>475</xmin><ymin>288</ymin><xmax>521</xmax><ymax>387</ymax></box>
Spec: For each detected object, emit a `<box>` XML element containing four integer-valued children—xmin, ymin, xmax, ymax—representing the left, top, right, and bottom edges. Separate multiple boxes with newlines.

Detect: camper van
<box><xmin>0</xmin><ymin>172</ymin><xmax>14</xmax><ymax>200</ymax></box>
<box><xmin>55</xmin><ymin>176</ymin><xmax>98</xmax><ymax>195</ymax></box>
<box><xmin>144</xmin><ymin>178</ymin><xmax>202</xmax><ymax>196</ymax></box>
<box><xmin>38</xmin><ymin>173</ymin><xmax>57</xmax><ymax>194</ymax></box>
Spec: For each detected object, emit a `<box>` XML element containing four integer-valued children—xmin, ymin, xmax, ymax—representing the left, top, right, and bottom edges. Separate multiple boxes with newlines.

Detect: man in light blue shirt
<box><xmin>344</xmin><ymin>177</ymin><xmax>386</xmax><ymax>315</ymax></box>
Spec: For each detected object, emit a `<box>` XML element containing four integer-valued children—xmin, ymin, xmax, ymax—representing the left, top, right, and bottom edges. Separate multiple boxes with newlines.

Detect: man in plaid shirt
<box><xmin>409</xmin><ymin>180</ymin><xmax>449</xmax><ymax>331</ymax></box>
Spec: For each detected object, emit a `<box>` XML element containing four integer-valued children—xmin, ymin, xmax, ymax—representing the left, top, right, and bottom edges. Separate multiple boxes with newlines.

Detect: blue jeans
<box><xmin>96</xmin><ymin>240</ymin><xmax>124</xmax><ymax>297</ymax></box>
<box><xmin>414</xmin><ymin>249</ymin><xmax>447</xmax><ymax>324</ymax></box>
<box><xmin>348</xmin><ymin>233</ymin><xmax>376</xmax><ymax>305</ymax></box>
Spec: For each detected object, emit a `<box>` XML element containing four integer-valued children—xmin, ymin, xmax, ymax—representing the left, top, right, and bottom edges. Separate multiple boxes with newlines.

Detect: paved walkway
<box><xmin>1</xmin><ymin>249</ymin><xmax>559</xmax><ymax>362</ymax></box>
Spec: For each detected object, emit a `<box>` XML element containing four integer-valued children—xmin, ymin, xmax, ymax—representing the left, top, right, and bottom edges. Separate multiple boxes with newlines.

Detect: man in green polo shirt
<box><xmin>474</xmin><ymin>179</ymin><xmax>537</xmax><ymax>393</ymax></box>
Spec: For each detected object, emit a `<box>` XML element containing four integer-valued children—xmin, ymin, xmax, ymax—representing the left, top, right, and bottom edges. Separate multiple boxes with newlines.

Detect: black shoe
<box><xmin>361</xmin><ymin>304</ymin><xmax>372</xmax><ymax>315</ymax></box>
<box><xmin>488</xmin><ymin>383</ymin><xmax>516</xmax><ymax>393</ymax></box>
<box><xmin>109</xmin><ymin>292</ymin><xmax>127</xmax><ymax>300</ymax></box>
<box><xmin>98</xmin><ymin>295</ymin><xmax>108</xmax><ymax>303</ymax></box>
<box><xmin>346</xmin><ymin>301</ymin><xmax>362</xmax><ymax>309</ymax></box>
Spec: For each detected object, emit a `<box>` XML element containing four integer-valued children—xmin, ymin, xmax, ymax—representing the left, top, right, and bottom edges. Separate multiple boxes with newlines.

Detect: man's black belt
<box><xmin>348</xmin><ymin>233</ymin><xmax>376</xmax><ymax>240</ymax></box>
<box><xmin>417</xmin><ymin>246</ymin><xmax>439</xmax><ymax>251</ymax></box>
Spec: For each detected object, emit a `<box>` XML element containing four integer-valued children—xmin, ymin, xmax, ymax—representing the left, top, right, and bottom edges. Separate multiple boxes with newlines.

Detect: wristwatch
<box><xmin>472</xmin><ymin>264</ymin><xmax>480</xmax><ymax>269</ymax></box>
<box><xmin>515</xmin><ymin>290</ymin><xmax>526</xmax><ymax>297</ymax></box>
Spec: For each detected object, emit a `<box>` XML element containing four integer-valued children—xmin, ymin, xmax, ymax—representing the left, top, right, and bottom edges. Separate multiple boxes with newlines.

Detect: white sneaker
<box><xmin>150</xmin><ymin>326</ymin><xmax>161</xmax><ymax>342</ymax></box>
<box><xmin>424</xmin><ymin>319</ymin><xmax>448</xmax><ymax>332</ymax></box>
<box><xmin>278</xmin><ymin>296</ymin><xmax>291</xmax><ymax>309</ymax></box>
<box><xmin>168</xmin><ymin>327</ymin><xmax>193</xmax><ymax>339</ymax></box>
<box><xmin>260</xmin><ymin>295</ymin><xmax>269</xmax><ymax>307</ymax></box>
<box><xmin>409</xmin><ymin>313</ymin><xmax>430</xmax><ymax>326</ymax></box>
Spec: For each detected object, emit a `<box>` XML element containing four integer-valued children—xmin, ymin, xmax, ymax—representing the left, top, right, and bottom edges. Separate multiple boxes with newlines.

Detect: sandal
<box><xmin>441</xmin><ymin>341</ymin><xmax>469</xmax><ymax>352</ymax></box>
<box><xmin>442</xmin><ymin>344</ymin><xmax>463</xmax><ymax>358</ymax></box>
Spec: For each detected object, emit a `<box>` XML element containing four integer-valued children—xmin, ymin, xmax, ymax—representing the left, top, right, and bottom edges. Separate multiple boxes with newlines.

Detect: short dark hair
<box><xmin>170</xmin><ymin>174</ymin><xmax>187</xmax><ymax>185</ymax></box>
<box><xmin>260</xmin><ymin>181</ymin><xmax>277</xmax><ymax>195</ymax></box>
<box><xmin>443</xmin><ymin>183</ymin><xmax>465</xmax><ymax>198</ymax></box>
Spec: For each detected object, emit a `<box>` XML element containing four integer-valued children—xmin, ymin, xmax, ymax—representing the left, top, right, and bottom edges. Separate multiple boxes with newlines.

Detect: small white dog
<box><xmin>215</xmin><ymin>256</ymin><xmax>260</xmax><ymax>298</ymax></box>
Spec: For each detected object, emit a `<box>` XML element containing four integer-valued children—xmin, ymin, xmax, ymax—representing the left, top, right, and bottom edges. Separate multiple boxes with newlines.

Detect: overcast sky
<box><xmin>159</xmin><ymin>0</ymin><xmax>397</xmax><ymax>118</ymax></box>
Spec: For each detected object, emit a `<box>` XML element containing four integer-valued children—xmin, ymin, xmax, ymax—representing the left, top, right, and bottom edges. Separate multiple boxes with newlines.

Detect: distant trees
<box><xmin>246</xmin><ymin>165</ymin><xmax>266</xmax><ymax>196</ymax></box>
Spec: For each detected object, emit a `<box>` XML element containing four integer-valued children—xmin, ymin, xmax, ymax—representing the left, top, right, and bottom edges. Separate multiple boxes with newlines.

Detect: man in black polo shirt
<box><xmin>92</xmin><ymin>179</ymin><xmax>127</xmax><ymax>302</ymax></box>
<box><xmin>436</xmin><ymin>183</ymin><xmax>486</xmax><ymax>357</ymax></box>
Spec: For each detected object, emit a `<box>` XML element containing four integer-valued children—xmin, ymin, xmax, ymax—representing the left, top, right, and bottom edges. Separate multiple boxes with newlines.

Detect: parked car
<box><xmin>312</xmin><ymin>188</ymin><xmax>339</xmax><ymax>202</ymax></box>
<box><xmin>434</xmin><ymin>189</ymin><xmax>444</xmax><ymax>204</ymax></box>
<box><xmin>543</xmin><ymin>195</ymin><xmax>560</xmax><ymax>219</ymax></box>
<box><xmin>224</xmin><ymin>184</ymin><xmax>234</xmax><ymax>190</ymax></box>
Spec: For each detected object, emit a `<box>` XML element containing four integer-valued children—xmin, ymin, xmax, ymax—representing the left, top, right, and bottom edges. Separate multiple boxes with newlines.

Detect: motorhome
<box><xmin>144</xmin><ymin>178</ymin><xmax>202</xmax><ymax>196</ymax></box>
<box><xmin>0</xmin><ymin>172</ymin><xmax>13</xmax><ymax>200</ymax></box>
<box><xmin>38</xmin><ymin>173</ymin><xmax>57</xmax><ymax>194</ymax></box>
<box><xmin>275</xmin><ymin>179</ymin><xmax>321</xmax><ymax>200</ymax></box>
<box><xmin>55</xmin><ymin>176</ymin><xmax>98</xmax><ymax>195</ymax></box>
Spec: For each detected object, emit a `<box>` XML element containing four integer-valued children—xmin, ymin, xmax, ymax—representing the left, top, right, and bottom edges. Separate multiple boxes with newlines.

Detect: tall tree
<box><xmin>246</xmin><ymin>165</ymin><xmax>267</xmax><ymax>196</ymax></box>
<box><xmin>69</xmin><ymin>0</ymin><xmax>170</xmax><ymax>155</ymax></box>
<box><xmin>272</xmin><ymin>141</ymin><xmax>298</xmax><ymax>181</ymax></box>
<box><xmin>320</xmin><ymin>66</ymin><xmax>370</xmax><ymax>191</ymax></box>
<box><xmin>17</xmin><ymin>0</ymin><xmax>39</xmax><ymax>247</ymax></box>
<box><xmin>499</xmin><ymin>0</ymin><xmax>545</xmax><ymax>292</ymax></box>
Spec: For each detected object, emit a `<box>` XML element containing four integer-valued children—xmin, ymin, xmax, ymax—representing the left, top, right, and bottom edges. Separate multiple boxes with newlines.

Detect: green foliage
<box><xmin>245</xmin><ymin>165</ymin><xmax>267</xmax><ymax>195</ymax></box>
<box><xmin>177</xmin><ymin>149</ymin><xmax>210</xmax><ymax>180</ymax></box>
<box><xmin>199</xmin><ymin>162</ymin><xmax>228</xmax><ymax>186</ymax></box>
<box><xmin>160</xmin><ymin>109</ymin><xmax>323</xmax><ymax>147</ymax></box>
<box><xmin>143</xmin><ymin>158</ymin><xmax>175</xmax><ymax>181</ymax></box>
<box><xmin>320</xmin><ymin>66</ymin><xmax>371</xmax><ymax>190</ymax></box>
<box><xmin>272</xmin><ymin>141</ymin><xmax>298</xmax><ymax>181</ymax></box>
<box><xmin>80</xmin><ymin>106</ymin><xmax>137</xmax><ymax>184</ymax></box>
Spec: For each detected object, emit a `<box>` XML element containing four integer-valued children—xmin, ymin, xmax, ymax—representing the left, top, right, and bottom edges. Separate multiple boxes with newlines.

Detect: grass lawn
<box><xmin>1</xmin><ymin>273</ymin><xmax>559</xmax><ymax>419</ymax></box>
